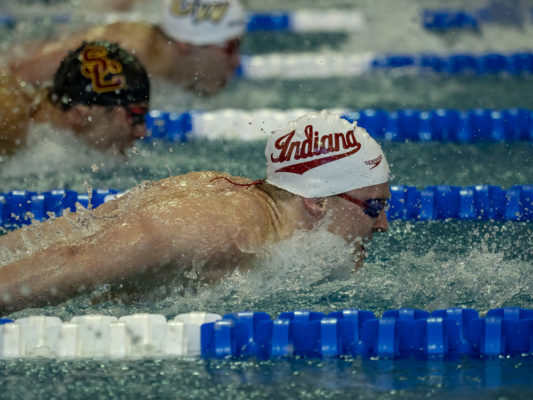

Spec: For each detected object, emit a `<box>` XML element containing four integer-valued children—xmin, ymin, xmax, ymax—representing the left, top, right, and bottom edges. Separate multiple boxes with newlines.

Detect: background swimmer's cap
<box><xmin>266</xmin><ymin>110</ymin><xmax>391</xmax><ymax>198</ymax></box>
<box><xmin>50</xmin><ymin>40</ymin><xmax>150</xmax><ymax>111</ymax></box>
<box><xmin>159</xmin><ymin>0</ymin><xmax>246</xmax><ymax>46</ymax></box>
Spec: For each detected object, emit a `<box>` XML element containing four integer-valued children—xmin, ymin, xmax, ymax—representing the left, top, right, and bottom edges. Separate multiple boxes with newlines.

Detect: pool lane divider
<box><xmin>1</xmin><ymin>308</ymin><xmax>533</xmax><ymax>359</ymax></box>
<box><xmin>1</xmin><ymin>184</ymin><xmax>532</xmax><ymax>230</ymax></box>
<box><xmin>0</xmin><ymin>9</ymin><xmax>365</xmax><ymax>33</ymax></box>
<box><xmin>2</xmin><ymin>10</ymin><xmax>531</xmax><ymax>77</ymax></box>
<box><xmin>143</xmin><ymin>108</ymin><xmax>533</xmax><ymax>143</ymax></box>
<box><xmin>422</xmin><ymin>8</ymin><xmax>481</xmax><ymax>31</ymax></box>
<box><xmin>236</xmin><ymin>51</ymin><xmax>533</xmax><ymax>79</ymax></box>
<box><xmin>422</xmin><ymin>6</ymin><xmax>533</xmax><ymax>31</ymax></box>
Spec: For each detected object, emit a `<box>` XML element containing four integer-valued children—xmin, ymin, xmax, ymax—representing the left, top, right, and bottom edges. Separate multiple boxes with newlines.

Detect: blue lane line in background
<box><xmin>0</xmin><ymin>11</ymin><xmax>344</xmax><ymax>32</ymax></box>
<box><xmin>1</xmin><ymin>184</ymin><xmax>531</xmax><ymax>229</ymax></box>
<box><xmin>236</xmin><ymin>52</ymin><xmax>533</xmax><ymax>78</ymax></box>
<box><xmin>246</xmin><ymin>12</ymin><xmax>290</xmax><ymax>32</ymax></box>
<box><xmin>1</xmin><ymin>7</ymin><xmax>530</xmax><ymax>32</ymax></box>
<box><xmin>422</xmin><ymin>4</ymin><xmax>531</xmax><ymax>31</ymax></box>
<box><xmin>143</xmin><ymin>109</ymin><xmax>533</xmax><ymax>143</ymax></box>
<box><xmin>0</xmin><ymin>189</ymin><xmax>119</xmax><ymax>230</ymax></box>
<box><xmin>422</xmin><ymin>9</ymin><xmax>480</xmax><ymax>31</ymax></box>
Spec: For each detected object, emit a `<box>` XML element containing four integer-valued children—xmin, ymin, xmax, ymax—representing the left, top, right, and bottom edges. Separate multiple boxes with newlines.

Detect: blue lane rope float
<box><xmin>1</xmin><ymin>307</ymin><xmax>533</xmax><ymax>359</ymax></box>
<box><xmin>236</xmin><ymin>51</ymin><xmax>533</xmax><ymax>79</ymax></box>
<box><xmin>0</xmin><ymin>189</ymin><xmax>119</xmax><ymax>230</ymax></box>
<box><xmin>0</xmin><ymin>14</ymin><xmax>16</xmax><ymax>29</ymax></box>
<box><xmin>0</xmin><ymin>13</ymin><xmax>69</xmax><ymax>28</ymax></box>
<box><xmin>1</xmin><ymin>184</ymin><xmax>532</xmax><ymax>230</ymax></box>
<box><xmin>0</xmin><ymin>10</ymin><xmax>365</xmax><ymax>33</ymax></box>
<box><xmin>422</xmin><ymin>9</ymin><xmax>480</xmax><ymax>31</ymax></box>
<box><xmin>3</xmin><ymin>7</ymin><xmax>530</xmax><ymax>33</ymax></box>
<box><xmin>422</xmin><ymin>6</ymin><xmax>532</xmax><ymax>31</ymax></box>
<box><xmin>2</xmin><ymin>7</ymin><xmax>530</xmax><ymax>33</ymax></box>
<box><xmin>142</xmin><ymin>108</ymin><xmax>533</xmax><ymax>143</ymax></box>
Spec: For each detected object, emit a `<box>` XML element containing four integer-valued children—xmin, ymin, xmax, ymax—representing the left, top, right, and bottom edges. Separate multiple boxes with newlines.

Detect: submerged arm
<box><xmin>0</xmin><ymin>212</ymin><xmax>169</xmax><ymax>314</ymax></box>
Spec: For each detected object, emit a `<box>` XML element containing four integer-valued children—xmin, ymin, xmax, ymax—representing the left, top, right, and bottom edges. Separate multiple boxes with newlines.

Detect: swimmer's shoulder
<box><xmin>84</xmin><ymin>21</ymin><xmax>157</xmax><ymax>56</ymax></box>
<box><xmin>86</xmin><ymin>21</ymin><xmax>153</xmax><ymax>38</ymax></box>
<box><xmin>155</xmin><ymin>171</ymin><xmax>244</xmax><ymax>190</ymax></box>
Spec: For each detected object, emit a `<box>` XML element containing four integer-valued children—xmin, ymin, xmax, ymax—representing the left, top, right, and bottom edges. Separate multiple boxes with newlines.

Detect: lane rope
<box><xmin>1</xmin><ymin>307</ymin><xmax>532</xmax><ymax>359</ymax></box>
<box><xmin>142</xmin><ymin>108</ymin><xmax>533</xmax><ymax>143</ymax></box>
<box><xmin>237</xmin><ymin>51</ymin><xmax>533</xmax><ymax>79</ymax></box>
<box><xmin>1</xmin><ymin>184</ymin><xmax>532</xmax><ymax>230</ymax></box>
<box><xmin>0</xmin><ymin>9</ymin><xmax>365</xmax><ymax>32</ymax></box>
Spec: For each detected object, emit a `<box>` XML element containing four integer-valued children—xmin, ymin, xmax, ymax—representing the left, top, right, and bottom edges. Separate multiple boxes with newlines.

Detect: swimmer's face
<box><xmin>324</xmin><ymin>182</ymin><xmax>390</xmax><ymax>269</ymax></box>
<box><xmin>180</xmin><ymin>37</ymin><xmax>241</xmax><ymax>96</ymax></box>
<box><xmin>72</xmin><ymin>104</ymin><xmax>147</xmax><ymax>153</ymax></box>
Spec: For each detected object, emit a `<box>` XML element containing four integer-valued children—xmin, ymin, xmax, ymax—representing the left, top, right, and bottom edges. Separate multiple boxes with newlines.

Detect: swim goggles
<box><xmin>126</xmin><ymin>105</ymin><xmax>149</xmax><ymax>126</ymax></box>
<box><xmin>222</xmin><ymin>38</ymin><xmax>241</xmax><ymax>56</ymax></box>
<box><xmin>336</xmin><ymin>194</ymin><xmax>389</xmax><ymax>218</ymax></box>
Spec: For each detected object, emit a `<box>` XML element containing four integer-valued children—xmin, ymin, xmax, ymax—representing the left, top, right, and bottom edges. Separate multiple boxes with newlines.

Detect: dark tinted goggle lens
<box><xmin>223</xmin><ymin>38</ymin><xmax>241</xmax><ymax>55</ymax></box>
<box><xmin>126</xmin><ymin>106</ymin><xmax>148</xmax><ymax>126</ymax></box>
<box><xmin>363</xmin><ymin>198</ymin><xmax>389</xmax><ymax>218</ymax></box>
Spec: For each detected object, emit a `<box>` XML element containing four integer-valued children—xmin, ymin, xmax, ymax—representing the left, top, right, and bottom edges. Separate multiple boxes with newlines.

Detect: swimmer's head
<box><xmin>265</xmin><ymin>110</ymin><xmax>391</xmax><ymax>198</ymax></box>
<box><xmin>159</xmin><ymin>0</ymin><xmax>246</xmax><ymax>46</ymax></box>
<box><xmin>50</xmin><ymin>40</ymin><xmax>150</xmax><ymax>111</ymax></box>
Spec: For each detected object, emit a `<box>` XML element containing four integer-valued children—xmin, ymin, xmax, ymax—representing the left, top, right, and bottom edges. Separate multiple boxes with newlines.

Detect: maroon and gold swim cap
<box><xmin>50</xmin><ymin>40</ymin><xmax>150</xmax><ymax>110</ymax></box>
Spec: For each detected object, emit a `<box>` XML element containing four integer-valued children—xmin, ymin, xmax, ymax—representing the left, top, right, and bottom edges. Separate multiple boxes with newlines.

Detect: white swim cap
<box><xmin>266</xmin><ymin>110</ymin><xmax>391</xmax><ymax>198</ymax></box>
<box><xmin>159</xmin><ymin>0</ymin><xmax>246</xmax><ymax>46</ymax></box>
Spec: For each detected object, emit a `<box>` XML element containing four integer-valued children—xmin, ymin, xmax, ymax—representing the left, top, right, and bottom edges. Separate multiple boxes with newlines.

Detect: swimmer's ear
<box><xmin>302</xmin><ymin>197</ymin><xmax>327</xmax><ymax>217</ymax></box>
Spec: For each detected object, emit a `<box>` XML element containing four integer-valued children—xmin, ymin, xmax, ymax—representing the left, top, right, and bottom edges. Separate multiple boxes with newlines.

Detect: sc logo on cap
<box><xmin>80</xmin><ymin>45</ymin><xmax>126</xmax><ymax>93</ymax></box>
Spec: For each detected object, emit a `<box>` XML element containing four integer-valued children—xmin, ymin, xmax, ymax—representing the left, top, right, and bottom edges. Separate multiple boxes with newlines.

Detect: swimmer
<box><xmin>7</xmin><ymin>0</ymin><xmax>246</xmax><ymax>96</ymax></box>
<box><xmin>0</xmin><ymin>40</ymin><xmax>150</xmax><ymax>157</ymax></box>
<box><xmin>0</xmin><ymin>111</ymin><xmax>391</xmax><ymax>314</ymax></box>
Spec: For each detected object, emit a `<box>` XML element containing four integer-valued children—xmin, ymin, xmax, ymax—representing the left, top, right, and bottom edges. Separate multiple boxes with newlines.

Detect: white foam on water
<box><xmin>0</xmin><ymin>123</ymin><xmax>120</xmax><ymax>188</ymax></box>
<box><xmin>149</xmin><ymin>220</ymin><xmax>533</xmax><ymax>318</ymax></box>
<box><xmin>3</xmin><ymin>214</ymin><xmax>532</xmax><ymax>321</ymax></box>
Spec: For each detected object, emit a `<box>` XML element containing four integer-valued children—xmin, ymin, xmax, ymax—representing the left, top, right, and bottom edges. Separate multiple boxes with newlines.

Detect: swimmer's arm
<box><xmin>0</xmin><ymin>212</ymin><xmax>171</xmax><ymax>314</ymax></box>
<box><xmin>8</xmin><ymin>31</ymin><xmax>89</xmax><ymax>85</ymax></box>
<box><xmin>9</xmin><ymin>22</ymin><xmax>151</xmax><ymax>85</ymax></box>
<box><xmin>8</xmin><ymin>24</ymin><xmax>110</xmax><ymax>85</ymax></box>
<box><xmin>9</xmin><ymin>47</ymin><xmax>67</xmax><ymax>86</ymax></box>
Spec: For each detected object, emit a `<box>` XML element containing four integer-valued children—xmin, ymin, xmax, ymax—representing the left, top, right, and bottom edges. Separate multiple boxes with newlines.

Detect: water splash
<box><xmin>0</xmin><ymin>123</ymin><xmax>119</xmax><ymax>192</ymax></box>
<box><xmin>5</xmin><ymin>217</ymin><xmax>531</xmax><ymax>322</ymax></box>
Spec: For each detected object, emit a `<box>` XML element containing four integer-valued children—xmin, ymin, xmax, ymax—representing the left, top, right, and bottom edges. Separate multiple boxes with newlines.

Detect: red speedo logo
<box><xmin>365</xmin><ymin>155</ymin><xmax>383</xmax><ymax>170</ymax></box>
<box><xmin>270</xmin><ymin>124</ymin><xmax>361</xmax><ymax>175</ymax></box>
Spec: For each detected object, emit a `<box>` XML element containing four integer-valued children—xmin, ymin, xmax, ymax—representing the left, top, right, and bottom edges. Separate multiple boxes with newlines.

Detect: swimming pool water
<box><xmin>1</xmin><ymin>357</ymin><xmax>533</xmax><ymax>400</ymax></box>
<box><xmin>1</xmin><ymin>0</ymin><xmax>533</xmax><ymax>399</ymax></box>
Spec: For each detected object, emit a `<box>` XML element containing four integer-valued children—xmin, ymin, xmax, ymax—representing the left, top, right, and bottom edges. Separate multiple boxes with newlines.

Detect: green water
<box><xmin>1</xmin><ymin>140</ymin><xmax>532</xmax><ymax>193</ymax></box>
<box><xmin>1</xmin><ymin>358</ymin><xmax>533</xmax><ymax>400</ymax></box>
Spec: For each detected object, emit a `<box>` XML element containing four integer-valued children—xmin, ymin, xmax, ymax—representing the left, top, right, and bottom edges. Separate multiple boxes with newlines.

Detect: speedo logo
<box><xmin>170</xmin><ymin>0</ymin><xmax>229</xmax><ymax>23</ymax></box>
<box><xmin>80</xmin><ymin>45</ymin><xmax>126</xmax><ymax>93</ymax></box>
<box><xmin>270</xmin><ymin>124</ymin><xmax>361</xmax><ymax>175</ymax></box>
<box><xmin>365</xmin><ymin>154</ymin><xmax>383</xmax><ymax>170</ymax></box>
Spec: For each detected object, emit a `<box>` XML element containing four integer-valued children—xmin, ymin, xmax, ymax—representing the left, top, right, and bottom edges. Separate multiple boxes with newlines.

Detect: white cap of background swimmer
<box><xmin>265</xmin><ymin>110</ymin><xmax>391</xmax><ymax>198</ymax></box>
<box><xmin>160</xmin><ymin>0</ymin><xmax>246</xmax><ymax>46</ymax></box>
